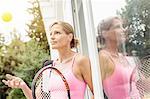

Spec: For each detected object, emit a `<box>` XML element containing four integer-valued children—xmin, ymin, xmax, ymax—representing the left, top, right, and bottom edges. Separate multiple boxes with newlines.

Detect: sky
<box><xmin>0</xmin><ymin>0</ymin><xmax>126</xmax><ymax>44</ymax></box>
<box><xmin>0</xmin><ymin>0</ymin><xmax>31</xmax><ymax>44</ymax></box>
<box><xmin>91</xmin><ymin>0</ymin><xmax>126</xmax><ymax>27</ymax></box>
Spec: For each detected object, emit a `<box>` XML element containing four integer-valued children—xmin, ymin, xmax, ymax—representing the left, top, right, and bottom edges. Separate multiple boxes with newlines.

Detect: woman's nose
<box><xmin>121</xmin><ymin>27</ymin><xmax>126</xmax><ymax>33</ymax></box>
<box><xmin>50</xmin><ymin>33</ymin><xmax>55</xmax><ymax>40</ymax></box>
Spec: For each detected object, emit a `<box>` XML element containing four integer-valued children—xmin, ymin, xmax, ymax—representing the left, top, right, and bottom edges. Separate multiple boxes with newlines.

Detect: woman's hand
<box><xmin>2</xmin><ymin>74</ymin><xmax>26</xmax><ymax>89</ymax></box>
<box><xmin>2</xmin><ymin>74</ymin><xmax>33</xmax><ymax>99</ymax></box>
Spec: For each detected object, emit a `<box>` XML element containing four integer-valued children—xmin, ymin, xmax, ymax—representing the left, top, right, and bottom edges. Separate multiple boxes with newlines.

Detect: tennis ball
<box><xmin>1</xmin><ymin>12</ymin><xmax>13</xmax><ymax>22</ymax></box>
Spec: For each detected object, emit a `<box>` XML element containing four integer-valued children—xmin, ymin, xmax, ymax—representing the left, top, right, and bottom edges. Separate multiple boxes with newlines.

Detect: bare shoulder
<box><xmin>99</xmin><ymin>50</ymin><xmax>110</xmax><ymax>60</ymax></box>
<box><xmin>74</xmin><ymin>54</ymin><xmax>93</xmax><ymax>93</ymax></box>
<box><xmin>74</xmin><ymin>54</ymin><xmax>91</xmax><ymax>73</ymax></box>
<box><xmin>99</xmin><ymin>50</ymin><xmax>115</xmax><ymax>79</ymax></box>
<box><xmin>75</xmin><ymin>54</ymin><xmax>90</xmax><ymax>66</ymax></box>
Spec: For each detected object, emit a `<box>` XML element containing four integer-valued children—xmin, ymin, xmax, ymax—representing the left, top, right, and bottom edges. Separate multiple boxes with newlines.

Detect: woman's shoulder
<box><xmin>75</xmin><ymin>53</ymin><xmax>90</xmax><ymax>65</ymax></box>
<box><xmin>99</xmin><ymin>49</ymin><xmax>110</xmax><ymax>60</ymax></box>
<box><xmin>74</xmin><ymin>53</ymin><xmax>91</xmax><ymax>74</ymax></box>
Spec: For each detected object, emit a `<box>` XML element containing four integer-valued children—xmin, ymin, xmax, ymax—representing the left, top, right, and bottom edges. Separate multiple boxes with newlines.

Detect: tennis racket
<box><xmin>130</xmin><ymin>55</ymin><xmax>150</xmax><ymax>99</ymax></box>
<box><xmin>31</xmin><ymin>61</ymin><xmax>71</xmax><ymax>99</ymax></box>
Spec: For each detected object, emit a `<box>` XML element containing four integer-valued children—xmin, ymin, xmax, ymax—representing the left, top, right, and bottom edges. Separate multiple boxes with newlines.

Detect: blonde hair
<box><xmin>97</xmin><ymin>16</ymin><xmax>122</xmax><ymax>44</ymax></box>
<box><xmin>50</xmin><ymin>21</ymin><xmax>79</xmax><ymax>48</ymax></box>
<box><xmin>97</xmin><ymin>16</ymin><xmax>121</xmax><ymax>34</ymax></box>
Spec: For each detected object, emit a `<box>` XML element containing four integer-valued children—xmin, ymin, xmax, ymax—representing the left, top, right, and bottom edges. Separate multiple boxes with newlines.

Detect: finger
<box><xmin>9</xmin><ymin>79</ymin><xmax>15</xmax><ymax>88</ymax></box>
<box><xmin>2</xmin><ymin>80</ymin><xmax>8</xmax><ymax>85</ymax></box>
<box><xmin>14</xmin><ymin>79</ymin><xmax>21</xmax><ymax>86</ymax></box>
<box><xmin>14</xmin><ymin>82</ymin><xmax>20</xmax><ymax>88</ymax></box>
<box><xmin>2</xmin><ymin>80</ymin><xmax>16</xmax><ymax>88</ymax></box>
<box><xmin>6</xmin><ymin>74</ymin><xmax>16</xmax><ymax>80</ymax></box>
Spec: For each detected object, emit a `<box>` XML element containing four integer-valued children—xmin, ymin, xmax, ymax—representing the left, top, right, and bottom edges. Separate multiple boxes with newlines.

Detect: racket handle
<box><xmin>67</xmin><ymin>90</ymin><xmax>71</xmax><ymax>99</ymax></box>
<box><xmin>43</xmin><ymin>60</ymin><xmax>53</xmax><ymax>67</ymax></box>
<box><xmin>32</xmin><ymin>84</ymin><xmax>36</xmax><ymax>99</ymax></box>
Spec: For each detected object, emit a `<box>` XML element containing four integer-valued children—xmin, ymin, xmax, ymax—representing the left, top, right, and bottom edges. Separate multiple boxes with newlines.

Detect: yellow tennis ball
<box><xmin>1</xmin><ymin>12</ymin><xmax>13</xmax><ymax>22</ymax></box>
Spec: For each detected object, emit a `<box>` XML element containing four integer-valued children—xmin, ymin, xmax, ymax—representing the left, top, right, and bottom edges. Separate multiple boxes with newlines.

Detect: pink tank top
<box><xmin>48</xmin><ymin>53</ymin><xmax>86</xmax><ymax>99</ymax></box>
<box><xmin>102</xmin><ymin>50</ymin><xmax>140</xmax><ymax>99</ymax></box>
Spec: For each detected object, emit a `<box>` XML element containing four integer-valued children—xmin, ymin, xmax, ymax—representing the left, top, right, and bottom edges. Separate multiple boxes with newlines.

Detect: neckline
<box><xmin>57</xmin><ymin>56</ymin><xmax>73</xmax><ymax>64</ymax></box>
<box><xmin>56</xmin><ymin>53</ymin><xmax>77</xmax><ymax>64</ymax></box>
<box><xmin>103</xmin><ymin>49</ymin><xmax>131</xmax><ymax>67</ymax></box>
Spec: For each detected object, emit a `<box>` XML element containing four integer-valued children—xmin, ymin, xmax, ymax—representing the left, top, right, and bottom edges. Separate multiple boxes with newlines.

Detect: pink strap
<box><xmin>101</xmin><ymin>50</ymin><xmax>116</xmax><ymax>65</ymax></box>
<box><xmin>71</xmin><ymin>53</ymin><xmax>78</xmax><ymax>67</ymax></box>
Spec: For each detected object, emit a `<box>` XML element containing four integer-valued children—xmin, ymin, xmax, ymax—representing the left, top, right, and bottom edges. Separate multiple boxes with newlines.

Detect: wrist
<box><xmin>20</xmin><ymin>81</ymin><xmax>28</xmax><ymax>89</ymax></box>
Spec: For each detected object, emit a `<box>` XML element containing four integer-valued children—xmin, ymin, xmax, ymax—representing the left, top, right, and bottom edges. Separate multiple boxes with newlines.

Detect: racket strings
<box><xmin>135</xmin><ymin>56</ymin><xmax>150</xmax><ymax>98</ymax></box>
<box><xmin>34</xmin><ymin>68</ymin><xmax>70</xmax><ymax>99</ymax></box>
<box><xmin>139</xmin><ymin>58</ymin><xmax>150</xmax><ymax>78</ymax></box>
<box><xmin>40</xmin><ymin>90</ymin><xmax>51</xmax><ymax>99</ymax></box>
<box><xmin>35</xmin><ymin>73</ymin><xmax>51</xmax><ymax>99</ymax></box>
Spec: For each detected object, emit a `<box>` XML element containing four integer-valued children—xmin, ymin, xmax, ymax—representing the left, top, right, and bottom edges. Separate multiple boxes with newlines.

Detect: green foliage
<box><xmin>0</xmin><ymin>34</ymin><xmax>5</xmax><ymax>49</ymax></box>
<box><xmin>0</xmin><ymin>38</ymin><xmax>50</xmax><ymax>98</ymax></box>
<box><xmin>8</xmin><ymin>40</ymin><xmax>50</xmax><ymax>98</ymax></box>
<box><xmin>13</xmin><ymin>40</ymin><xmax>50</xmax><ymax>86</ymax></box>
<box><xmin>7</xmin><ymin>89</ymin><xmax>26</xmax><ymax>99</ymax></box>
<box><xmin>0</xmin><ymin>0</ymin><xmax>51</xmax><ymax>98</ymax></box>
<box><xmin>118</xmin><ymin>0</ymin><xmax>150</xmax><ymax>57</ymax></box>
<box><xmin>26</xmin><ymin>0</ymin><xmax>49</xmax><ymax>52</ymax></box>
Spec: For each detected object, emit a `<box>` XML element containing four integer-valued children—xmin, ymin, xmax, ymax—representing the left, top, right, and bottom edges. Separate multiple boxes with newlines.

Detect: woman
<box><xmin>2</xmin><ymin>21</ymin><xmax>94</xmax><ymax>99</ymax></box>
<box><xmin>97</xmin><ymin>16</ymin><xmax>140</xmax><ymax>99</ymax></box>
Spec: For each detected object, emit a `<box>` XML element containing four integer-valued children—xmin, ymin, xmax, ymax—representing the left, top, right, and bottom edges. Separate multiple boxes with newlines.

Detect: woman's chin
<box><xmin>121</xmin><ymin>38</ymin><xmax>126</xmax><ymax>43</ymax></box>
<box><xmin>51</xmin><ymin>46</ymin><xmax>58</xmax><ymax>49</ymax></box>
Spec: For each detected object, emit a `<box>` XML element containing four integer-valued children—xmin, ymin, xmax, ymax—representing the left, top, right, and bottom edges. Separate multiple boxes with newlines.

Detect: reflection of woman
<box><xmin>97</xmin><ymin>16</ymin><xmax>140</xmax><ymax>99</ymax></box>
<box><xmin>3</xmin><ymin>21</ymin><xmax>94</xmax><ymax>99</ymax></box>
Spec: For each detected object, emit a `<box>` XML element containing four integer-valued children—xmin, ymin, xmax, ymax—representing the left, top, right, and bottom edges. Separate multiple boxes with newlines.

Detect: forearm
<box><xmin>21</xmin><ymin>84</ymin><xmax>33</xmax><ymax>99</ymax></box>
<box><xmin>91</xmin><ymin>95</ymin><xmax>94</xmax><ymax>99</ymax></box>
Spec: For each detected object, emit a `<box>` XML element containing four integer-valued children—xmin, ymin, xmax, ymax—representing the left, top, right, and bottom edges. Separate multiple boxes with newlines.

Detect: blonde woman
<box><xmin>3</xmin><ymin>21</ymin><xmax>94</xmax><ymax>99</ymax></box>
<box><xmin>98</xmin><ymin>17</ymin><xmax>140</xmax><ymax>99</ymax></box>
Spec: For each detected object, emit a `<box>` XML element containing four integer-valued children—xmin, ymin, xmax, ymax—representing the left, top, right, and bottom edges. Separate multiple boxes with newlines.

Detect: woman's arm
<box><xmin>99</xmin><ymin>50</ymin><xmax>115</xmax><ymax>81</ymax></box>
<box><xmin>76</xmin><ymin>55</ymin><xmax>94</xmax><ymax>96</ymax></box>
<box><xmin>2</xmin><ymin>74</ymin><xmax>33</xmax><ymax>99</ymax></box>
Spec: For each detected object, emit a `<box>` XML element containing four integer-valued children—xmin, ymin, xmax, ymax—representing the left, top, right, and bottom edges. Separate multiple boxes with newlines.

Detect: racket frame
<box><xmin>31</xmin><ymin>65</ymin><xmax>71</xmax><ymax>99</ymax></box>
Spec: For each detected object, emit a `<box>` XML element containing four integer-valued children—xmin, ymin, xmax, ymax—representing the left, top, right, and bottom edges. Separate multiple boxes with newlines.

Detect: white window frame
<box><xmin>71</xmin><ymin>0</ymin><xmax>104</xmax><ymax>98</ymax></box>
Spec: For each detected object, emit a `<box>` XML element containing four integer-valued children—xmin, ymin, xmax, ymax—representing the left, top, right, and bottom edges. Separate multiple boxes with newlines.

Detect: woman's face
<box><xmin>50</xmin><ymin>24</ymin><xmax>72</xmax><ymax>49</ymax></box>
<box><xmin>106</xmin><ymin>19</ymin><xmax>126</xmax><ymax>44</ymax></box>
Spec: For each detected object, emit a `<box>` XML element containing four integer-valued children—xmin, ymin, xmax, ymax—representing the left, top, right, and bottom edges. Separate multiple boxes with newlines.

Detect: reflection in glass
<box><xmin>91</xmin><ymin>0</ymin><xmax>150</xmax><ymax>98</ymax></box>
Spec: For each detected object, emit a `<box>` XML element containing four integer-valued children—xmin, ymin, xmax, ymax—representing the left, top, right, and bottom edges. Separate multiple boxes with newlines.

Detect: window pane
<box><xmin>91</xmin><ymin>0</ymin><xmax>150</xmax><ymax>98</ymax></box>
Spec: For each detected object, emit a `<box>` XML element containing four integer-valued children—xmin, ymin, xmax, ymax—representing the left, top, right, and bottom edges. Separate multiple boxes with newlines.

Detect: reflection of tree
<box><xmin>26</xmin><ymin>0</ymin><xmax>49</xmax><ymax>53</ymax></box>
<box><xmin>118</xmin><ymin>0</ymin><xmax>150</xmax><ymax>57</ymax></box>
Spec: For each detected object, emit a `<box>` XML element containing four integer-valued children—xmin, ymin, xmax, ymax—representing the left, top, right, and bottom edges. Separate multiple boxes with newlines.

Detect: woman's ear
<box><xmin>68</xmin><ymin>33</ymin><xmax>73</xmax><ymax>42</ymax></box>
<box><xmin>102</xmin><ymin>31</ymin><xmax>107</xmax><ymax>38</ymax></box>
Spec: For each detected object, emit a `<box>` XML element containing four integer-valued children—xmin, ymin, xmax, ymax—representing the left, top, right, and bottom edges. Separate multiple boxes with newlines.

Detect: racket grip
<box><xmin>32</xmin><ymin>85</ymin><xmax>36</xmax><ymax>99</ymax></box>
<box><xmin>67</xmin><ymin>90</ymin><xmax>71</xmax><ymax>99</ymax></box>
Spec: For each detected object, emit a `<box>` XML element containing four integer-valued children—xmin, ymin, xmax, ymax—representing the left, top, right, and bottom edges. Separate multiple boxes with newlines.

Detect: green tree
<box><xmin>118</xmin><ymin>0</ymin><xmax>150</xmax><ymax>57</ymax></box>
<box><xmin>0</xmin><ymin>34</ymin><xmax>5</xmax><ymax>49</ymax></box>
<box><xmin>0</xmin><ymin>33</ymin><xmax>26</xmax><ymax>99</ymax></box>
<box><xmin>26</xmin><ymin>0</ymin><xmax>49</xmax><ymax>53</ymax></box>
<box><xmin>7</xmin><ymin>40</ymin><xmax>50</xmax><ymax>99</ymax></box>
<box><xmin>0</xmin><ymin>34</ymin><xmax>8</xmax><ymax>99</ymax></box>
<box><xmin>0</xmin><ymin>32</ymin><xmax>50</xmax><ymax>98</ymax></box>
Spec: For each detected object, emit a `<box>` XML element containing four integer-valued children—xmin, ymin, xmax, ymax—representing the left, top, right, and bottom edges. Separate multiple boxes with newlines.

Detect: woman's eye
<box><xmin>114</xmin><ymin>25</ymin><xmax>121</xmax><ymax>28</ymax></box>
<box><xmin>50</xmin><ymin>32</ymin><xmax>52</xmax><ymax>36</ymax></box>
<box><xmin>56</xmin><ymin>32</ymin><xmax>61</xmax><ymax>34</ymax></box>
<box><xmin>50</xmin><ymin>31</ymin><xmax>61</xmax><ymax>36</ymax></box>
